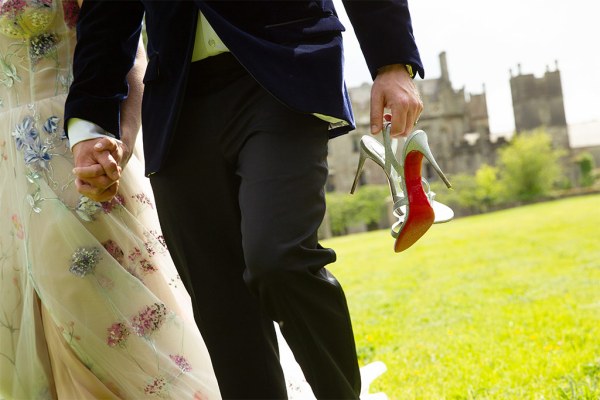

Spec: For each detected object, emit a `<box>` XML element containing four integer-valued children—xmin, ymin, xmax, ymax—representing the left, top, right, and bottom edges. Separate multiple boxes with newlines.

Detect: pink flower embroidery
<box><xmin>144</xmin><ymin>376</ymin><xmax>167</xmax><ymax>396</ymax></box>
<box><xmin>132</xmin><ymin>193</ymin><xmax>154</xmax><ymax>208</ymax></box>
<box><xmin>102</xmin><ymin>239</ymin><xmax>124</xmax><ymax>264</ymax></box>
<box><xmin>149</xmin><ymin>230</ymin><xmax>167</xmax><ymax>248</ymax></box>
<box><xmin>128</xmin><ymin>247</ymin><xmax>142</xmax><ymax>262</ymax></box>
<box><xmin>62</xmin><ymin>0</ymin><xmax>79</xmax><ymax>29</ymax></box>
<box><xmin>169</xmin><ymin>354</ymin><xmax>192</xmax><ymax>373</ymax></box>
<box><xmin>101</xmin><ymin>194</ymin><xmax>124</xmax><ymax>213</ymax></box>
<box><xmin>11</xmin><ymin>214</ymin><xmax>24</xmax><ymax>239</ymax></box>
<box><xmin>107</xmin><ymin>322</ymin><xmax>130</xmax><ymax>347</ymax></box>
<box><xmin>131</xmin><ymin>303</ymin><xmax>168</xmax><ymax>337</ymax></box>
<box><xmin>144</xmin><ymin>240</ymin><xmax>156</xmax><ymax>256</ymax></box>
<box><xmin>0</xmin><ymin>0</ymin><xmax>27</xmax><ymax>17</ymax></box>
<box><xmin>139</xmin><ymin>258</ymin><xmax>157</xmax><ymax>274</ymax></box>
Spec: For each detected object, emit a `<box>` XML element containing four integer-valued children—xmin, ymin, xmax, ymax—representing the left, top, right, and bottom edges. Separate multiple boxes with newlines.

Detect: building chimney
<box><xmin>439</xmin><ymin>51</ymin><xmax>449</xmax><ymax>82</ymax></box>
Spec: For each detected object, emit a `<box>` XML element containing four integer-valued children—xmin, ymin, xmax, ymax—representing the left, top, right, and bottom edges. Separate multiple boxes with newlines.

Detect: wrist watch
<box><xmin>404</xmin><ymin>64</ymin><xmax>415</xmax><ymax>79</ymax></box>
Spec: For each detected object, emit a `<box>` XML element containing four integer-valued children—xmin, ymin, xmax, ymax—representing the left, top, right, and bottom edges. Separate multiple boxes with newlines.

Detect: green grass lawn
<box><xmin>324</xmin><ymin>194</ymin><xmax>600</xmax><ymax>399</ymax></box>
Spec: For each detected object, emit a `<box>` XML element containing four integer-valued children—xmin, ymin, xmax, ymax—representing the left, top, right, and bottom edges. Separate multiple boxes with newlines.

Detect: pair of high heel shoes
<box><xmin>351</xmin><ymin>123</ymin><xmax>453</xmax><ymax>252</ymax></box>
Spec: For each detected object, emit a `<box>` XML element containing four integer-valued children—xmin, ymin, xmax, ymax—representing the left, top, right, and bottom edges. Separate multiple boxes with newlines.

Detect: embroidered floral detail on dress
<box><xmin>59</xmin><ymin>320</ymin><xmax>81</xmax><ymax>343</ymax></box>
<box><xmin>0</xmin><ymin>139</ymin><xmax>7</xmax><ymax>161</ymax></box>
<box><xmin>25</xmin><ymin>170</ymin><xmax>40</xmax><ymax>183</ymax></box>
<box><xmin>144</xmin><ymin>376</ymin><xmax>168</xmax><ymax>397</ymax></box>
<box><xmin>42</xmin><ymin>115</ymin><xmax>59</xmax><ymax>134</ymax></box>
<box><xmin>139</xmin><ymin>258</ymin><xmax>157</xmax><ymax>274</ymax></box>
<box><xmin>11</xmin><ymin>214</ymin><xmax>24</xmax><ymax>239</ymax></box>
<box><xmin>169</xmin><ymin>354</ymin><xmax>192</xmax><ymax>373</ymax></box>
<box><xmin>128</xmin><ymin>247</ymin><xmax>142</xmax><ymax>262</ymax></box>
<box><xmin>0</xmin><ymin>54</ymin><xmax>21</xmax><ymax>88</ymax></box>
<box><xmin>0</xmin><ymin>0</ymin><xmax>27</xmax><ymax>19</ymax></box>
<box><xmin>131</xmin><ymin>303</ymin><xmax>168</xmax><ymax>337</ymax></box>
<box><xmin>124</xmin><ymin>245</ymin><xmax>158</xmax><ymax>277</ymax></box>
<box><xmin>69</xmin><ymin>247</ymin><xmax>101</xmax><ymax>277</ymax></box>
<box><xmin>29</xmin><ymin>32</ymin><xmax>58</xmax><ymax>63</ymax></box>
<box><xmin>102</xmin><ymin>239</ymin><xmax>124</xmax><ymax>264</ymax></box>
<box><xmin>107</xmin><ymin>322</ymin><xmax>130</xmax><ymax>347</ymax></box>
<box><xmin>101</xmin><ymin>194</ymin><xmax>124</xmax><ymax>213</ymax></box>
<box><xmin>12</xmin><ymin>115</ymin><xmax>54</xmax><ymax>170</ymax></box>
<box><xmin>61</xmin><ymin>0</ymin><xmax>78</xmax><ymax>28</ymax></box>
<box><xmin>26</xmin><ymin>189</ymin><xmax>42</xmax><ymax>213</ymax></box>
<box><xmin>75</xmin><ymin>196</ymin><xmax>102</xmax><ymax>221</ymax></box>
<box><xmin>0</xmin><ymin>0</ymin><xmax>57</xmax><ymax>39</ymax></box>
<box><xmin>23</xmin><ymin>133</ymin><xmax>50</xmax><ymax>168</ymax></box>
<box><xmin>132</xmin><ymin>193</ymin><xmax>154</xmax><ymax>208</ymax></box>
<box><xmin>150</xmin><ymin>230</ymin><xmax>167</xmax><ymax>249</ymax></box>
<box><xmin>12</xmin><ymin>115</ymin><xmax>37</xmax><ymax>150</ymax></box>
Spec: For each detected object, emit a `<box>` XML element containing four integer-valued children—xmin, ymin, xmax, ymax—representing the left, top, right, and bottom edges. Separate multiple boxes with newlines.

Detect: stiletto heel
<box><xmin>350</xmin><ymin>123</ymin><xmax>454</xmax><ymax>252</ymax></box>
<box><xmin>394</xmin><ymin>129</ymin><xmax>451</xmax><ymax>252</ymax></box>
<box><xmin>350</xmin><ymin>149</ymin><xmax>367</xmax><ymax>194</ymax></box>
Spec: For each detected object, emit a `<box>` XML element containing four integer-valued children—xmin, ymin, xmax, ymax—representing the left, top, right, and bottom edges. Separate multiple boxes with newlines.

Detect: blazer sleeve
<box><xmin>342</xmin><ymin>0</ymin><xmax>424</xmax><ymax>80</ymax></box>
<box><xmin>64</xmin><ymin>0</ymin><xmax>145</xmax><ymax>139</ymax></box>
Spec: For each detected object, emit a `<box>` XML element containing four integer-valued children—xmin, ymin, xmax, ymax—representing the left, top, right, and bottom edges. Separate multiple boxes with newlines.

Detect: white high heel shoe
<box><xmin>351</xmin><ymin>123</ymin><xmax>453</xmax><ymax>252</ymax></box>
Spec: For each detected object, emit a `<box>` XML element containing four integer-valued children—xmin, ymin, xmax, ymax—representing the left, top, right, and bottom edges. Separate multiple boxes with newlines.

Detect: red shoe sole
<box><xmin>394</xmin><ymin>151</ymin><xmax>434</xmax><ymax>252</ymax></box>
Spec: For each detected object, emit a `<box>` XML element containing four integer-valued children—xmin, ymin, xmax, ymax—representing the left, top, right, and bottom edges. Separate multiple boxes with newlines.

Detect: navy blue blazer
<box><xmin>65</xmin><ymin>1</ymin><xmax>423</xmax><ymax>175</ymax></box>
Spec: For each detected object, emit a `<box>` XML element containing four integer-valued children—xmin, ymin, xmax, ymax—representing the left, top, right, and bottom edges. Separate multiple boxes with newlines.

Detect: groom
<box><xmin>66</xmin><ymin>1</ymin><xmax>423</xmax><ymax>398</ymax></box>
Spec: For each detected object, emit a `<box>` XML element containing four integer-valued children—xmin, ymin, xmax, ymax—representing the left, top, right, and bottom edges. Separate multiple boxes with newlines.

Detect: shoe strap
<box><xmin>382</xmin><ymin>124</ymin><xmax>402</xmax><ymax>177</ymax></box>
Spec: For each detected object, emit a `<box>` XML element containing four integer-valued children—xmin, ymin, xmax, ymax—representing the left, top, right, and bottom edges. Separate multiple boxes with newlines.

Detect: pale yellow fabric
<box><xmin>192</xmin><ymin>12</ymin><xmax>229</xmax><ymax>62</ymax></box>
<box><xmin>42</xmin><ymin>306</ymin><xmax>122</xmax><ymax>400</ymax></box>
<box><xmin>0</xmin><ymin>2</ymin><xmax>220</xmax><ymax>399</ymax></box>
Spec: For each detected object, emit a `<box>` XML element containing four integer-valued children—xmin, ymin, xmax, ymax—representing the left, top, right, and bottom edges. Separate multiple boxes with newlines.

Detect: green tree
<box><xmin>431</xmin><ymin>166</ymin><xmax>505</xmax><ymax>214</ymax></box>
<box><xmin>498</xmin><ymin>129</ymin><xmax>564</xmax><ymax>202</ymax></box>
<box><xmin>326</xmin><ymin>192</ymin><xmax>354</xmax><ymax>236</ymax></box>
<box><xmin>351</xmin><ymin>185</ymin><xmax>389</xmax><ymax>230</ymax></box>
<box><xmin>326</xmin><ymin>185</ymin><xmax>389</xmax><ymax>236</ymax></box>
<box><xmin>576</xmin><ymin>152</ymin><xmax>596</xmax><ymax>187</ymax></box>
<box><xmin>474</xmin><ymin>164</ymin><xmax>505</xmax><ymax>210</ymax></box>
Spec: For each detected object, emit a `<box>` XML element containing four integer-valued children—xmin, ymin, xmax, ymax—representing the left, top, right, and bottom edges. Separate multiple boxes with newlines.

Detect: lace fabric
<box><xmin>0</xmin><ymin>1</ymin><xmax>220</xmax><ymax>398</ymax></box>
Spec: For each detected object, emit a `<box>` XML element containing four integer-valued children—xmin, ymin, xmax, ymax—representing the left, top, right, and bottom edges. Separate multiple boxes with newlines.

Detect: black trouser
<box><xmin>150</xmin><ymin>54</ymin><xmax>360</xmax><ymax>399</ymax></box>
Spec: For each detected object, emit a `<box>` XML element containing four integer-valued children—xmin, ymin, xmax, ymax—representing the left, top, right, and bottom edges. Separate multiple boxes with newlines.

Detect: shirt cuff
<box><xmin>68</xmin><ymin>118</ymin><xmax>116</xmax><ymax>150</ymax></box>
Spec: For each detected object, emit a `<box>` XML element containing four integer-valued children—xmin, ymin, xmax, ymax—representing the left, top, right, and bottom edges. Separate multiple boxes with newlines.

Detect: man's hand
<box><xmin>72</xmin><ymin>137</ymin><xmax>131</xmax><ymax>202</ymax></box>
<box><xmin>370</xmin><ymin>64</ymin><xmax>423</xmax><ymax>138</ymax></box>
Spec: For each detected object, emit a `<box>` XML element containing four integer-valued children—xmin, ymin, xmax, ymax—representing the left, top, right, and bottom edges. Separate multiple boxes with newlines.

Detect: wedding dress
<box><xmin>0</xmin><ymin>1</ymin><xmax>220</xmax><ymax>398</ymax></box>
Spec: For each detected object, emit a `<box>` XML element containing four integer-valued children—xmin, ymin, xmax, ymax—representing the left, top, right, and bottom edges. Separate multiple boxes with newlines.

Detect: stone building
<box><xmin>509</xmin><ymin>61</ymin><xmax>600</xmax><ymax>184</ymax></box>
<box><xmin>322</xmin><ymin>51</ymin><xmax>599</xmax><ymax>238</ymax></box>
<box><xmin>510</xmin><ymin>61</ymin><xmax>570</xmax><ymax>150</ymax></box>
<box><xmin>326</xmin><ymin>51</ymin><xmax>505</xmax><ymax>195</ymax></box>
<box><xmin>327</xmin><ymin>51</ymin><xmax>600</xmax><ymax>195</ymax></box>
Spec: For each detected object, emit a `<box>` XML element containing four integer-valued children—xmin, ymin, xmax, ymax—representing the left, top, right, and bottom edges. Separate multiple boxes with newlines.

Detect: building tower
<box><xmin>510</xmin><ymin>61</ymin><xmax>570</xmax><ymax>150</ymax></box>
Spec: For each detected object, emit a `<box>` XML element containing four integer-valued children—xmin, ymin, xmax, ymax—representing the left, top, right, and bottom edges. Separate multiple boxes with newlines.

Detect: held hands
<box><xmin>72</xmin><ymin>137</ymin><xmax>131</xmax><ymax>202</ymax></box>
<box><xmin>370</xmin><ymin>64</ymin><xmax>423</xmax><ymax>138</ymax></box>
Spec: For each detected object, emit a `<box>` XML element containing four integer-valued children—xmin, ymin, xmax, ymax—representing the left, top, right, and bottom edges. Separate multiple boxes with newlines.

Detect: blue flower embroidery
<box><xmin>43</xmin><ymin>115</ymin><xmax>59</xmax><ymax>134</ymax></box>
<box><xmin>23</xmin><ymin>138</ymin><xmax>51</xmax><ymax>170</ymax></box>
<box><xmin>12</xmin><ymin>116</ymin><xmax>38</xmax><ymax>150</ymax></box>
<box><xmin>13</xmin><ymin>115</ymin><xmax>54</xmax><ymax>170</ymax></box>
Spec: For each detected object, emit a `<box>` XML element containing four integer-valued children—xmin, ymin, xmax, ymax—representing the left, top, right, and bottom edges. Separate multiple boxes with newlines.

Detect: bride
<box><xmin>0</xmin><ymin>0</ymin><xmax>220</xmax><ymax>398</ymax></box>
